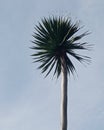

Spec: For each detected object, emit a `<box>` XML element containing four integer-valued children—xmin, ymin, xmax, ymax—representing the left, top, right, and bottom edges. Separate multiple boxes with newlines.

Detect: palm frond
<box><xmin>31</xmin><ymin>16</ymin><xmax>91</xmax><ymax>78</ymax></box>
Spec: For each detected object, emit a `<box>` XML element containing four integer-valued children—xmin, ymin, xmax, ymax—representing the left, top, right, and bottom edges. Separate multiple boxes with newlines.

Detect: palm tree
<box><xmin>31</xmin><ymin>16</ymin><xmax>90</xmax><ymax>130</ymax></box>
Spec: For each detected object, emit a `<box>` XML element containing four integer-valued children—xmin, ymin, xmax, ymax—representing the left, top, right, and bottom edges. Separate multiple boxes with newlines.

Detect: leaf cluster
<box><xmin>31</xmin><ymin>16</ymin><xmax>91</xmax><ymax>78</ymax></box>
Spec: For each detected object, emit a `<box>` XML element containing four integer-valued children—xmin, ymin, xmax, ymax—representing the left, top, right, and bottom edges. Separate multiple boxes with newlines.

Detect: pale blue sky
<box><xmin>0</xmin><ymin>0</ymin><xmax>104</xmax><ymax>130</ymax></box>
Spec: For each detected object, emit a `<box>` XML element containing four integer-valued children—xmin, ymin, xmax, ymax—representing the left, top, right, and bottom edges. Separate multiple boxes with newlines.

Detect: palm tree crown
<box><xmin>31</xmin><ymin>16</ymin><xmax>90</xmax><ymax>77</ymax></box>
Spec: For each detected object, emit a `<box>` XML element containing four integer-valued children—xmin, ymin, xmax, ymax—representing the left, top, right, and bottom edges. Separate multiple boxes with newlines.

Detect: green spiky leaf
<box><xmin>31</xmin><ymin>16</ymin><xmax>91</xmax><ymax>78</ymax></box>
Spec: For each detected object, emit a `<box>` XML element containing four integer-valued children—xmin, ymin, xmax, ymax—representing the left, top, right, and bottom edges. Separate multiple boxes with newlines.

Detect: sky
<box><xmin>0</xmin><ymin>0</ymin><xmax>104</xmax><ymax>130</ymax></box>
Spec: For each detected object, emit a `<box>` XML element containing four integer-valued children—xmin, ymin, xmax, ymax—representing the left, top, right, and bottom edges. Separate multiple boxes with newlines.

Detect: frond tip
<box><xmin>31</xmin><ymin>16</ymin><xmax>91</xmax><ymax>78</ymax></box>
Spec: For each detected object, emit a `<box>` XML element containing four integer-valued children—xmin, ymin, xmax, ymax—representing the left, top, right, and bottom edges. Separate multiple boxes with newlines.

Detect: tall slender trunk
<box><xmin>60</xmin><ymin>56</ymin><xmax>68</xmax><ymax>130</ymax></box>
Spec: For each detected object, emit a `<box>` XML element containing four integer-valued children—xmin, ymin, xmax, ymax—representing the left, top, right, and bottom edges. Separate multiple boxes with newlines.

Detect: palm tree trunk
<box><xmin>60</xmin><ymin>56</ymin><xmax>68</xmax><ymax>130</ymax></box>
